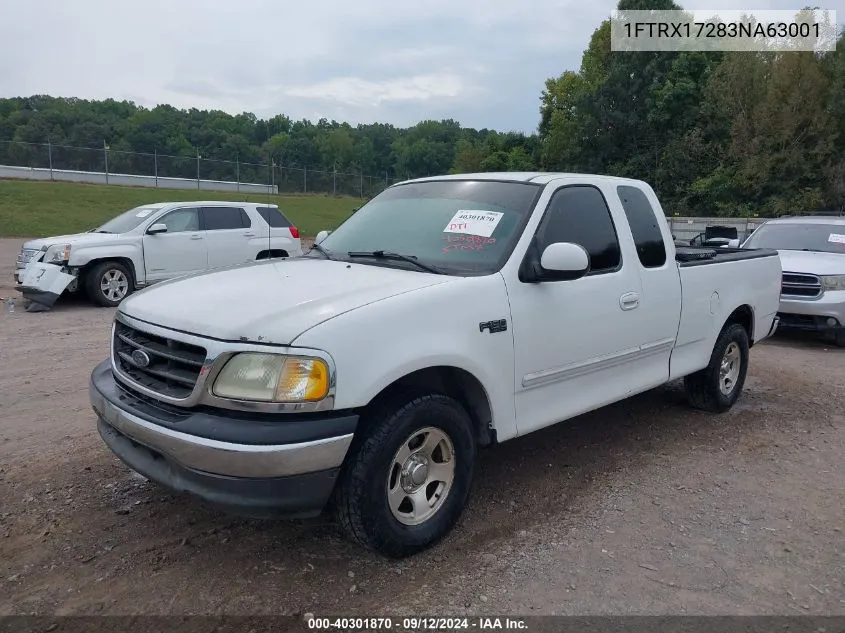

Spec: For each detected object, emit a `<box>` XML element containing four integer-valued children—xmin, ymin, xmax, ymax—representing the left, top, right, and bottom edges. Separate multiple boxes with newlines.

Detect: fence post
<box><xmin>47</xmin><ymin>140</ymin><xmax>53</xmax><ymax>181</ymax></box>
<box><xmin>196</xmin><ymin>149</ymin><xmax>200</xmax><ymax>190</ymax></box>
<box><xmin>154</xmin><ymin>149</ymin><xmax>158</xmax><ymax>188</ymax></box>
<box><xmin>104</xmin><ymin>140</ymin><xmax>109</xmax><ymax>184</ymax></box>
<box><xmin>303</xmin><ymin>166</ymin><xmax>307</xmax><ymax>194</ymax></box>
<box><xmin>236</xmin><ymin>154</ymin><xmax>240</xmax><ymax>193</ymax></box>
<box><xmin>360</xmin><ymin>170</ymin><xmax>363</xmax><ymax>198</ymax></box>
<box><xmin>270</xmin><ymin>159</ymin><xmax>275</xmax><ymax>193</ymax></box>
<box><xmin>333</xmin><ymin>165</ymin><xmax>337</xmax><ymax>196</ymax></box>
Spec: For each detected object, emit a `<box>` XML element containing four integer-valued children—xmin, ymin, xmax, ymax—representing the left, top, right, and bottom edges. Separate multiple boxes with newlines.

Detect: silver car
<box><xmin>742</xmin><ymin>215</ymin><xmax>845</xmax><ymax>346</ymax></box>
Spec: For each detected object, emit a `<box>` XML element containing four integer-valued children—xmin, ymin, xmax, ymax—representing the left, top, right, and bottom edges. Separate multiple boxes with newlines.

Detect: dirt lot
<box><xmin>1</xmin><ymin>236</ymin><xmax>843</xmax><ymax>616</ymax></box>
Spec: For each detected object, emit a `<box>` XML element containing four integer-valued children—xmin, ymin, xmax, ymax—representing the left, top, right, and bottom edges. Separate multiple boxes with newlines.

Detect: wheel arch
<box><xmin>80</xmin><ymin>257</ymin><xmax>138</xmax><ymax>288</ymax></box>
<box><xmin>724</xmin><ymin>304</ymin><xmax>754</xmax><ymax>346</ymax></box>
<box><xmin>255</xmin><ymin>249</ymin><xmax>289</xmax><ymax>260</ymax></box>
<box><xmin>358</xmin><ymin>365</ymin><xmax>496</xmax><ymax>448</ymax></box>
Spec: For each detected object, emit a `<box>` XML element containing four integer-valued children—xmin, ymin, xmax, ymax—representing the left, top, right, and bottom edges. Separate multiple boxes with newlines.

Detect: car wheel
<box><xmin>834</xmin><ymin>329</ymin><xmax>845</xmax><ymax>348</ymax></box>
<box><xmin>684</xmin><ymin>322</ymin><xmax>750</xmax><ymax>413</ymax></box>
<box><xmin>85</xmin><ymin>261</ymin><xmax>133</xmax><ymax>307</ymax></box>
<box><xmin>332</xmin><ymin>391</ymin><xmax>476</xmax><ymax>558</ymax></box>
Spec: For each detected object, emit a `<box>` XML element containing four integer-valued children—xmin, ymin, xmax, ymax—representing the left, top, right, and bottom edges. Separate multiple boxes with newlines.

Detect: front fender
<box><xmin>69</xmin><ymin>244</ymin><xmax>144</xmax><ymax>283</ymax></box>
<box><xmin>291</xmin><ymin>274</ymin><xmax>520</xmax><ymax>441</ymax></box>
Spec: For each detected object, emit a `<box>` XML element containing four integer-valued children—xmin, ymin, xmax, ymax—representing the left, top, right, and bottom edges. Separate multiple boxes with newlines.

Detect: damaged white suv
<box><xmin>14</xmin><ymin>201</ymin><xmax>302</xmax><ymax>311</ymax></box>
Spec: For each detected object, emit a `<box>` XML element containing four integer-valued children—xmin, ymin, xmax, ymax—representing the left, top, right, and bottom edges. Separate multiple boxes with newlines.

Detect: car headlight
<box><xmin>211</xmin><ymin>353</ymin><xmax>330</xmax><ymax>402</ymax></box>
<box><xmin>42</xmin><ymin>243</ymin><xmax>72</xmax><ymax>264</ymax></box>
<box><xmin>821</xmin><ymin>275</ymin><xmax>845</xmax><ymax>291</ymax></box>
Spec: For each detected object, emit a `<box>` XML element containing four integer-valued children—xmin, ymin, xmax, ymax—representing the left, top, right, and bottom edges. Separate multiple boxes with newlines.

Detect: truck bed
<box><xmin>675</xmin><ymin>246</ymin><xmax>779</xmax><ymax>266</ymax></box>
<box><xmin>670</xmin><ymin>245</ymin><xmax>782</xmax><ymax>381</ymax></box>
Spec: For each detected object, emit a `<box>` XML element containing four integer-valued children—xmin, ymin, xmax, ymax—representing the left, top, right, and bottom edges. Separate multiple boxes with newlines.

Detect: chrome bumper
<box><xmin>89</xmin><ymin>380</ymin><xmax>354</xmax><ymax>479</ymax></box>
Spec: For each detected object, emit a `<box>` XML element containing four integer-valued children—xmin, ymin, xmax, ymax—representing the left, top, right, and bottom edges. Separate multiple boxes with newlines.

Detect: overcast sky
<box><xmin>0</xmin><ymin>0</ymin><xmax>835</xmax><ymax>134</ymax></box>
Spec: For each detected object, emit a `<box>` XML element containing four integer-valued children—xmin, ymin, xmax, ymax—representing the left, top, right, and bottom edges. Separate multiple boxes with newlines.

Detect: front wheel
<box><xmin>85</xmin><ymin>261</ymin><xmax>133</xmax><ymax>307</ymax></box>
<box><xmin>332</xmin><ymin>392</ymin><xmax>476</xmax><ymax>558</ymax></box>
<box><xmin>684</xmin><ymin>322</ymin><xmax>750</xmax><ymax>413</ymax></box>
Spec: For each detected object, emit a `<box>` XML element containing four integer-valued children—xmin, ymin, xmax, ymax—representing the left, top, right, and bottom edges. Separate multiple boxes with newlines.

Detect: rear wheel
<box><xmin>684</xmin><ymin>322</ymin><xmax>750</xmax><ymax>413</ymax></box>
<box><xmin>332</xmin><ymin>392</ymin><xmax>476</xmax><ymax>558</ymax></box>
<box><xmin>834</xmin><ymin>329</ymin><xmax>845</xmax><ymax>348</ymax></box>
<box><xmin>85</xmin><ymin>261</ymin><xmax>133</xmax><ymax>307</ymax></box>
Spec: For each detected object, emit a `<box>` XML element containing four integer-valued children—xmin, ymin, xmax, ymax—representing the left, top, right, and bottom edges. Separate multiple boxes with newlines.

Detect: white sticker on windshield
<box><xmin>828</xmin><ymin>233</ymin><xmax>845</xmax><ymax>244</ymax></box>
<box><xmin>136</xmin><ymin>209</ymin><xmax>154</xmax><ymax>218</ymax></box>
<box><xmin>443</xmin><ymin>210</ymin><xmax>504</xmax><ymax>238</ymax></box>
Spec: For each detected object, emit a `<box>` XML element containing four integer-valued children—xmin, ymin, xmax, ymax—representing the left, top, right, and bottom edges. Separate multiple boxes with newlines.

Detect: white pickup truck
<box><xmin>14</xmin><ymin>201</ymin><xmax>302</xmax><ymax>310</ymax></box>
<box><xmin>89</xmin><ymin>173</ymin><xmax>782</xmax><ymax>558</ymax></box>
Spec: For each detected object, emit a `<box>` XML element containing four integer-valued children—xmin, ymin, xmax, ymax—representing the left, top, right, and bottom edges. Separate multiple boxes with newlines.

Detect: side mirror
<box><xmin>314</xmin><ymin>230</ymin><xmax>331</xmax><ymax>245</ymax></box>
<box><xmin>538</xmin><ymin>242</ymin><xmax>590</xmax><ymax>281</ymax></box>
<box><xmin>147</xmin><ymin>223</ymin><xmax>168</xmax><ymax>235</ymax></box>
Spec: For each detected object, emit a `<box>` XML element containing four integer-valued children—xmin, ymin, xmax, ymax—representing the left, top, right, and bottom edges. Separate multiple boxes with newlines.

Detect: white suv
<box><xmin>15</xmin><ymin>201</ymin><xmax>303</xmax><ymax>310</ymax></box>
<box><xmin>742</xmin><ymin>215</ymin><xmax>845</xmax><ymax>346</ymax></box>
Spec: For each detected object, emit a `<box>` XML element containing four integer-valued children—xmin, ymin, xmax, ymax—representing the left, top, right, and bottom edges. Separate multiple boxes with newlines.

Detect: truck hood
<box><xmin>119</xmin><ymin>258</ymin><xmax>455</xmax><ymax>345</ymax></box>
<box><xmin>777</xmin><ymin>249</ymin><xmax>845</xmax><ymax>276</ymax></box>
<box><xmin>22</xmin><ymin>232</ymin><xmax>122</xmax><ymax>251</ymax></box>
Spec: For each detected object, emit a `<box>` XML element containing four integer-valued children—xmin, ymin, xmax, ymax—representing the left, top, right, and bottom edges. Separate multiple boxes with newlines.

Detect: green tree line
<box><xmin>0</xmin><ymin>96</ymin><xmax>540</xmax><ymax>189</ymax></box>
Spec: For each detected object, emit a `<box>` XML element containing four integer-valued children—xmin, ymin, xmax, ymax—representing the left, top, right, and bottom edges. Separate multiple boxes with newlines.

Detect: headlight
<box><xmin>821</xmin><ymin>275</ymin><xmax>845</xmax><ymax>291</ymax></box>
<box><xmin>42</xmin><ymin>243</ymin><xmax>72</xmax><ymax>264</ymax></box>
<box><xmin>211</xmin><ymin>353</ymin><xmax>330</xmax><ymax>402</ymax></box>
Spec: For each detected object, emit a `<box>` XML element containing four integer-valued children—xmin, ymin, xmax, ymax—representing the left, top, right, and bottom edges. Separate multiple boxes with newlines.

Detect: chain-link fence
<box><xmin>0</xmin><ymin>139</ymin><xmax>413</xmax><ymax>198</ymax></box>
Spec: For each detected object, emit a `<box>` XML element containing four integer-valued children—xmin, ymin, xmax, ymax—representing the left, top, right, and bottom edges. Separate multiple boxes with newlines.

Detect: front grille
<box><xmin>16</xmin><ymin>248</ymin><xmax>39</xmax><ymax>268</ymax></box>
<box><xmin>781</xmin><ymin>272</ymin><xmax>822</xmax><ymax>298</ymax></box>
<box><xmin>112</xmin><ymin>320</ymin><xmax>207</xmax><ymax>400</ymax></box>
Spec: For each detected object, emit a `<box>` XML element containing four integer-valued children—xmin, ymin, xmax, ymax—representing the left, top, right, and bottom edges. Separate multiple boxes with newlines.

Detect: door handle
<box><xmin>190</xmin><ymin>234</ymin><xmax>203</xmax><ymax>240</ymax></box>
<box><xmin>619</xmin><ymin>292</ymin><xmax>640</xmax><ymax>310</ymax></box>
<box><xmin>243</xmin><ymin>232</ymin><xmax>255</xmax><ymax>237</ymax></box>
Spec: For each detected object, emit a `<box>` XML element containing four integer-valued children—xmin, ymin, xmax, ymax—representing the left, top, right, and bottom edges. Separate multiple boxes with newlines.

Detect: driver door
<box><xmin>143</xmin><ymin>207</ymin><xmax>207</xmax><ymax>282</ymax></box>
<box><xmin>504</xmin><ymin>182</ymin><xmax>644</xmax><ymax>436</ymax></box>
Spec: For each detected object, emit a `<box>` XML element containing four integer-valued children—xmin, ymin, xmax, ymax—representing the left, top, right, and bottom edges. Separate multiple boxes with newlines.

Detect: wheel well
<box><xmin>725</xmin><ymin>304</ymin><xmax>754</xmax><ymax>345</ymax></box>
<box><xmin>80</xmin><ymin>258</ymin><xmax>137</xmax><ymax>288</ymax></box>
<box><xmin>256</xmin><ymin>249</ymin><xmax>289</xmax><ymax>260</ymax></box>
<box><xmin>362</xmin><ymin>367</ymin><xmax>496</xmax><ymax>447</ymax></box>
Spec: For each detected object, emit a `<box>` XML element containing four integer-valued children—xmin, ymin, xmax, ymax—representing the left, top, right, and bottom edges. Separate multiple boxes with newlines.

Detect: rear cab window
<box><xmin>617</xmin><ymin>185</ymin><xmax>667</xmax><ymax>268</ymax></box>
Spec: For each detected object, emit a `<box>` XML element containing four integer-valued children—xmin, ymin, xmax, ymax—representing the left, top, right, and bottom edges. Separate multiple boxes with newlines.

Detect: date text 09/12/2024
<box><xmin>306</xmin><ymin>617</ymin><xmax>528</xmax><ymax>630</ymax></box>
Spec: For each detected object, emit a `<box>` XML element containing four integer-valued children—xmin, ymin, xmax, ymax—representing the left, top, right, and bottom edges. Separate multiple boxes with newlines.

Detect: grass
<box><xmin>0</xmin><ymin>179</ymin><xmax>363</xmax><ymax>238</ymax></box>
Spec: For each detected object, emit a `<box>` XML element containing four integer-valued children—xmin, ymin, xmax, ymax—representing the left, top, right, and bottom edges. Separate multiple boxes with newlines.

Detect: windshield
<box><xmin>743</xmin><ymin>222</ymin><xmax>845</xmax><ymax>254</ymax></box>
<box><xmin>315</xmin><ymin>180</ymin><xmax>542</xmax><ymax>275</ymax></box>
<box><xmin>96</xmin><ymin>206</ymin><xmax>161</xmax><ymax>234</ymax></box>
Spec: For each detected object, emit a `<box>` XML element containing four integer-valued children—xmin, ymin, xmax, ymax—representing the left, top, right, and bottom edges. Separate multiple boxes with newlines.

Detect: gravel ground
<box><xmin>0</xmin><ymin>236</ymin><xmax>843</xmax><ymax>616</ymax></box>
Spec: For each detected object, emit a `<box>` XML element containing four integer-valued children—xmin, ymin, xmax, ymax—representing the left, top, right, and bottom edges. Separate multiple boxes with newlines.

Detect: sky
<box><xmin>0</xmin><ymin>0</ymin><xmax>836</xmax><ymax>134</ymax></box>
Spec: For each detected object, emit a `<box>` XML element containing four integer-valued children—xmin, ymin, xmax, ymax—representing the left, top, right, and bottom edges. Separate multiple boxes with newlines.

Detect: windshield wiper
<box><xmin>347</xmin><ymin>250</ymin><xmax>446</xmax><ymax>275</ymax></box>
<box><xmin>96</xmin><ymin>230</ymin><xmax>112</xmax><ymax>234</ymax></box>
<box><xmin>310</xmin><ymin>243</ymin><xmax>338</xmax><ymax>260</ymax></box>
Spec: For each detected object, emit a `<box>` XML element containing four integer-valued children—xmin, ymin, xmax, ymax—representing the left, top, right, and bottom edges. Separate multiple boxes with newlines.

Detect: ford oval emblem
<box><xmin>131</xmin><ymin>349</ymin><xmax>151</xmax><ymax>368</ymax></box>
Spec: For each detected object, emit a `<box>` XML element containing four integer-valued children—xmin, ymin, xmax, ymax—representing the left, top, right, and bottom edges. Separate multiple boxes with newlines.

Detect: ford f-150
<box><xmin>88</xmin><ymin>173</ymin><xmax>782</xmax><ymax>558</ymax></box>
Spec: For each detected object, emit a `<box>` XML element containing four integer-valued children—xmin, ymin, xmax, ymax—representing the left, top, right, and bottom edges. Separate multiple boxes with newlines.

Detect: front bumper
<box><xmin>778</xmin><ymin>291</ymin><xmax>845</xmax><ymax>332</ymax></box>
<box><xmin>90</xmin><ymin>359</ymin><xmax>358</xmax><ymax>518</ymax></box>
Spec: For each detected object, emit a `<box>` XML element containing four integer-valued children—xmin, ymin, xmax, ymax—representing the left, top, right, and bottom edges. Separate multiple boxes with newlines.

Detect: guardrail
<box><xmin>0</xmin><ymin>164</ymin><xmax>278</xmax><ymax>195</ymax></box>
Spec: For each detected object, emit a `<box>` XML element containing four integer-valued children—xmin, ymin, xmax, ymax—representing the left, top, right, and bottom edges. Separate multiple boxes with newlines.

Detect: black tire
<box><xmin>85</xmin><ymin>261</ymin><xmax>133</xmax><ymax>307</ymax></box>
<box><xmin>834</xmin><ymin>329</ymin><xmax>845</xmax><ymax>348</ymax></box>
<box><xmin>332</xmin><ymin>392</ymin><xmax>476</xmax><ymax>558</ymax></box>
<box><xmin>684</xmin><ymin>322</ymin><xmax>750</xmax><ymax>413</ymax></box>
